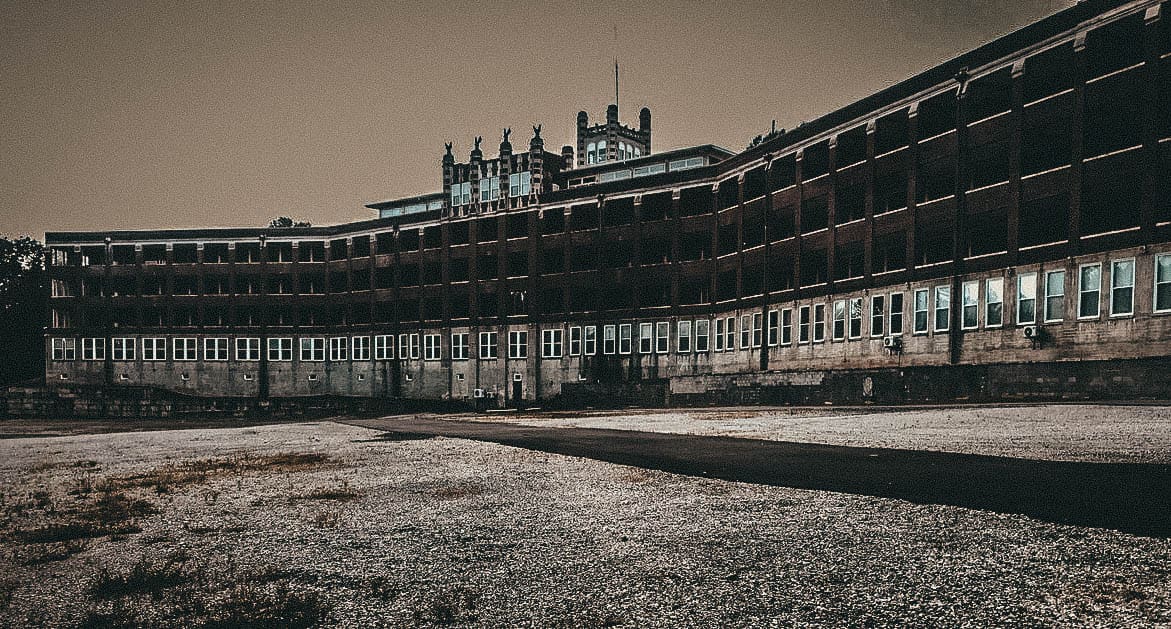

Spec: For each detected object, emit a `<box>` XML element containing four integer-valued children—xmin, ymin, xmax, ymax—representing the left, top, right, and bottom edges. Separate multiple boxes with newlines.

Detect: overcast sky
<box><xmin>1</xmin><ymin>0</ymin><xmax>1073</xmax><ymax>238</ymax></box>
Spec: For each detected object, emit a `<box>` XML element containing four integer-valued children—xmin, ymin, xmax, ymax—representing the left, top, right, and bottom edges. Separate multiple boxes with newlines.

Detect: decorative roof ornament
<box><xmin>532</xmin><ymin>124</ymin><xmax>542</xmax><ymax>140</ymax></box>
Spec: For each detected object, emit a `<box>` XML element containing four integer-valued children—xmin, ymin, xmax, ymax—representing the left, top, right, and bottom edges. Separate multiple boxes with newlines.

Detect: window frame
<box><xmin>143</xmin><ymin>337</ymin><xmax>166</xmax><ymax>361</ymax></box>
<box><xmin>329</xmin><ymin>336</ymin><xmax>349</xmax><ymax>362</ymax></box>
<box><xmin>933</xmin><ymin>286</ymin><xmax>950</xmax><ymax>333</ymax></box>
<box><xmin>568</xmin><ymin>326</ymin><xmax>582</xmax><ymax>356</ymax></box>
<box><xmin>889</xmin><ymin>292</ymin><xmax>904</xmax><ymax>335</ymax></box>
<box><xmin>724</xmin><ymin>316</ymin><xmax>735</xmax><ymax>351</ymax></box>
<box><xmin>961</xmin><ymin>280</ymin><xmax>979</xmax><ymax>330</ymax></box>
<box><xmin>82</xmin><ymin>337</ymin><xmax>106</xmax><ymax>361</ymax></box>
<box><xmin>714</xmin><ymin>317</ymin><xmax>725</xmax><ymax>351</ymax></box>
<box><xmin>236</xmin><ymin>337</ymin><xmax>260</xmax><ymax>362</ymax></box>
<box><xmin>542</xmin><ymin>328</ymin><xmax>564</xmax><ymax>359</ymax></box>
<box><xmin>694</xmin><ymin>319</ymin><xmax>710</xmax><ymax>352</ymax></box>
<box><xmin>677</xmin><ymin>320</ymin><xmax>692</xmax><ymax>353</ymax></box>
<box><xmin>112</xmin><ymin>337</ymin><xmax>136</xmax><ymax>361</ymax></box>
<box><xmin>985</xmin><ymin>279</ymin><xmax>1004</xmax><ymax>328</ymax></box>
<box><xmin>301</xmin><ymin>337</ymin><xmax>325</xmax><ymax>362</ymax></box>
<box><xmin>478</xmin><ymin>331</ymin><xmax>497</xmax><ymax>359</ymax></box>
<box><xmin>1110</xmin><ymin>258</ymin><xmax>1135</xmax><ymax>317</ymax></box>
<box><xmin>583</xmin><ymin>325</ymin><xmax>597</xmax><ymax>355</ymax></box>
<box><xmin>423</xmin><ymin>334</ymin><xmax>442</xmax><ymax>361</ymax></box>
<box><xmin>374</xmin><ymin>334</ymin><xmax>394</xmax><ymax>360</ymax></box>
<box><xmin>870</xmin><ymin>295</ymin><xmax>886</xmax><ymax>338</ymax></box>
<box><xmin>751</xmin><ymin>312</ymin><xmax>763</xmax><ymax>348</ymax></box>
<box><xmin>204</xmin><ymin>337</ymin><xmax>228</xmax><ymax>361</ymax></box>
<box><xmin>798</xmin><ymin>305</ymin><xmax>811</xmax><ymax>344</ymax></box>
<box><xmin>267</xmin><ymin>337</ymin><xmax>292</xmax><ymax>362</ymax></box>
<box><xmin>1017</xmin><ymin>272</ymin><xmax>1037</xmax><ymax>325</ymax></box>
<box><xmin>603</xmin><ymin>324</ymin><xmax>617</xmax><ymax>355</ymax></box>
<box><xmin>849</xmin><ymin>297</ymin><xmax>864</xmax><ymax>339</ymax></box>
<box><xmin>812</xmin><ymin>304</ymin><xmax>826</xmax><ymax>343</ymax></box>
<box><xmin>619</xmin><ymin>323</ymin><xmax>633</xmax><ymax>354</ymax></box>
<box><xmin>449</xmin><ymin>332</ymin><xmax>468</xmax><ymax>360</ymax></box>
<box><xmin>913</xmin><ymin>288</ymin><xmax>929</xmax><ymax>334</ymax></box>
<box><xmin>781</xmin><ymin>308</ymin><xmax>793</xmax><ymax>345</ymax></box>
<box><xmin>1155</xmin><ymin>255</ymin><xmax>1171</xmax><ymax>314</ymax></box>
<box><xmin>1044</xmin><ymin>270</ymin><xmax>1066</xmax><ymax>323</ymax></box>
<box><xmin>766</xmin><ymin>310</ymin><xmax>779</xmax><ymax>346</ymax></box>
<box><xmin>352</xmin><ymin>336</ymin><xmax>371</xmax><ymax>361</ymax></box>
<box><xmin>1078</xmin><ymin>263</ymin><xmax>1101</xmax><ymax>319</ymax></box>
<box><xmin>508</xmin><ymin>330</ymin><xmax>528</xmax><ymax>359</ymax></box>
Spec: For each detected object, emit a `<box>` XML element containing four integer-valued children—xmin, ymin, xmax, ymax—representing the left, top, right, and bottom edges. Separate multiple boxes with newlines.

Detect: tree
<box><xmin>0</xmin><ymin>235</ymin><xmax>47</xmax><ymax>385</ymax></box>
<box><xmin>268</xmin><ymin>217</ymin><xmax>311</xmax><ymax>228</ymax></box>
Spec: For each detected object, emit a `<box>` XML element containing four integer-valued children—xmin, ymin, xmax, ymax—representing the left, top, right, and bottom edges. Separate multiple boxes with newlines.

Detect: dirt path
<box><xmin>345</xmin><ymin>416</ymin><xmax>1171</xmax><ymax>538</ymax></box>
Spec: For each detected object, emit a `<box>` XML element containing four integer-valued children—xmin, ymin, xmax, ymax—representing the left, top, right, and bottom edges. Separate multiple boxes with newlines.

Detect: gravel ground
<box><xmin>0</xmin><ymin>415</ymin><xmax>1169</xmax><ymax>627</ymax></box>
<box><xmin>465</xmin><ymin>404</ymin><xmax>1171</xmax><ymax>463</ymax></box>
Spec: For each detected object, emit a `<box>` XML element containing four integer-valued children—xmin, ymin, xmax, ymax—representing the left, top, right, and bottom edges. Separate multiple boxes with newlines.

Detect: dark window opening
<box><xmin>423</xmin><ymin>226</ymin><xmax>441</xmax><ymax>249</ymax></box>
<box><xmin>769</xmin><ymin>205</ymin><xmax>797</xmax><ymax>240</ymax></box>
<box><xmin>538</xmin><ymin>287</ymin><xmax>564</xmax><ymax>314</ymax></box>
<box><xmin>744</xmin><ymin>167</ymin><xmax>768</xmax><ymax>200</ymax></box>
<box><xmin>1019</xmin><ymin>193</ymin><xmax>1070</xmax><ymax>247</ymax></box>
<box><xmin>679</xmin><ymin>186</ymin><xmax>713</xmax><ymax>216</ymax></box>
<box><xmin>743</xmin><ymin>265</ymin><xmax>764</xmax><ymax>296</ymax></box>
<box><xmin>874</xmin><ymin>231</ymin><xmax>907</xmax><ymax>273</ymax></box>
<box><xmin>398</xmin><ymin>231</ymin><xmax>419</xmax><ymax>252</ymax></box>
<box><xmin>679</xmin><ymin>281</ymin><xmax>709</xmax><ymax>305</ymax></box>
<box><xmin>1085</xmin><ymin>13</ymin><xmax>1145</xmax><ymax>78</ymax></box>
<box><xmin>640</xmin><ymin>237</ymin><xmax>671</xmax><ymax>265</ymax></box>
<box><xmin>477</xmin><ymin>255</ymin><xmax>498</xmax><ymax>280</ymax></box>
<box><xmin>506</xmin><ymin>213</ymin><xmax>528</xmax><ymax>239</ymax></box>
<box><xmin>640</xmin><ymin>191</ymin><xmax>671</xmax><ymax>221</ymax></box>
<box><xmin>541</xmin><ymin>248</ymin><xmax>564</xmax><ymax>274</ymax></box>
<box><xmin>203</xmin><ymin>243</ymin><xmax>229</xmax><ymax>263</ymax></box>
<box><xmin>329</xmin><ymin>270</ymin><xmax>348</xmax><ymax>292</ymax></box>
<box><xmin>449</xmin><ymin>221</ymin><xmax>469</xmax><ymax>245</ymax></box>
<box><xmin>476</xmin><ymin>218</ymin><xmax>497</xmax><ymax>242</ymax></box>
<box><xmin>1083</xmin><ymin>70</ymin><xmax>1144</xmax><ymax>158</ymax></box>
<box><xmin>111</xmin><ymin>245</ymin><xmax>135</xmax><ymax>265</ymax></box>
<box><xmin>507</xmin><ymin>251</ymin><xmax>529</xmax><ymax>277</ymax></box>
<box><xmin>968</xmin><ymin>139</ymin><xmax>1011</xmax><ymax>190</ymax></box>
<box><xmin>835</xmin><ymin>182</ymin><xmax>866</xmax><ymax>224</ymax></box>
<box><xmin>680</xmin><ymin>232</ymin><xmax>712</xmax><ymax>261</ymax></box>
<box><xmin>1080</xmin><ymin>152</ymin><xmax>1143</xmax><ymax>235</ymax></box>
<box><xmin>643</xmin><ymin>283</ymin><xmax>671</xmax><ymax>307</ymax></box>
<box><xmin>802</xmin><ymin>141</ymin><xmax>830</xmax><ymax>179</ymax></box>
<box><xmin>422</xmin><ymin>295</ymin><xmax>442</xmax><ymax>320</ymax></box>
<box><xmin>966</xmin><ymin>67</ymin><xmax>1013</xmax><ymax>123</ymax></box>
<box><xmin>836</xmin><ymin>125</ymin><xmax>867</xmax><ymax>167</ymax></box>
<box><xmin>800</xmin><ymin>249</ymin><xmax>827</xmax><ymax>286</ymax></box>
<box><xmin>142</xmin><ymin>245</ymin><xmax>167</xmax><ymax>264</ymax></box>
<box><xmin>772</xmin><ymin>257</ymin><xmax>795</xmax><ymax>291</ymax></box>
<box><xmin>603</xmin><ymin>197</ymin><xmax>635</xmax><ymax>226</ymax></box>
<box><xmin>300</xmin><ymin>241</ymin><xmax>325</xmax><ymax>262</ymax></box>
<box><xmin>718</xmin><ymin>178</ymin><xmax>739</xmax><ymax>210</ymax></box>
<box><xmin>770</xmin><ymin>155</ymin><xmax>797</xmax><ymax>190</ymax></box>
<box><xmin>915</xmin><ymin>227</ymin><xmax>952</xmax><ymax>265</ymax></box>
<box><xmin>834</xmin><ymin>242</ymin><xmax>865</xmax><ymax>280</ymax></box>
<box><xmin>1022</xmin><ymin>43</ymin><xmax>1075</xmax><ymax>103</ymax></box>
<box><xmin>375</xmin><ymin>233</ymin><xmax>394</xmax><ymax>255</ymax></box>
<box><xmin>478</xmin><ymin>292</ymin><xmax>498</xmax><ymax>318</ymax></box>
<box><xmin>604</xmin><ymin>241</ymin><xmax>634</xmax><ymax>268</ymax></box>
<box><xmin>400</xmin><ymin>264</ymin><xmax>420</xmax><ymax>286</ymax></box>
<box><xmin>570</xmin><ymin>244</ymin><xmax>596</xmax><ymax>272</ymax></box>
<box><xmin>541</xmin><ymin>209</ymin><xmax>564</xmax><ymax>234</ymax></box>
<box><xmin>966</xmin><ymin>207</ymin><xmax>1008</xmax><ymax>257</ymax></box>
<box><xmin>351</xmin><ymin>237</ymin><xmax>370</xmax><ymax>257</ymax></box>
<box><xmin>449</xmin><ymin>292</ymin><xmax>470</xmax><ymax>319</ymax></box>
<box><xmin>801</xmin><ymin>194</ymin><xmax>829</xmax><ymax>233</ymax></box>
<box><xmin>717</xmin><ymin>223</ymin><xmax>739</xmax><ymax>256</ymax></box>
<box><xmin>918</xmin><ymin>90</ymin><xmax>957</xmax><ymax>139</ymax></box>
<box><xmin>267</xmin><ymin>242</ymin><xmax>293</xmax><ymax>263</ymax></box>
<box><xmin>876</xmin><ymin>170</ymin><xmax>908</xmax><ymax>213</ymax></box>
<box><xmin>917</xmin><ymin>157</ymin><xmax>955</xmax><ymax>203</ymax></box>
<box><xmin>716</xmin><ymin>269</ymin><xmax>738</xmax><ymax>301</ymax></box>
<box><xmin>569</xmin><ymin>204</ymin><xmax>599</xmax><ymax>231</ymax></box>
<box><xmin>569</xmin><ymin>286</ymin><xmax>596</xmax><ymax>312</ymax></box>
<box><xmin>1021</xmin><ymin>100</ymin><xmax>1073</xmax><ymax>175</ymax></box>
<box><xmin>450</xmin><ymin>258</ymin><xmax>469</xmax><ymax>282</ymax></box>
<box><xmin>375</xmin><ymin>267</ymin><xmax>393</xmax><ymax>289</ymax></box>
<box><xmin>875</xmin><ymin>109</ymin><xmax>910</xmax><ymax>154</ymax></box>
<box><xmin>420</xmin><ymin>263</ymin><xmax>440</xmax><ymax>285</ymax></box>
<box><xmin>742</xmin><ymin>212</ymin><xmax>765</xmax><ymax>248</ymax></box>
<box><xmin>173</xmin><ymin>244</ymin><xmax>197</xmax><ymax>264</ymax></box>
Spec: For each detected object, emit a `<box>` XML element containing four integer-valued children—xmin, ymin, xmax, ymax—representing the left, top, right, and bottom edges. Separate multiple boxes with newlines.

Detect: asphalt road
<box><xmin>345</xmin><ymin>416</ymin><xmax>1171</xmax><ymax>538</ymax></box>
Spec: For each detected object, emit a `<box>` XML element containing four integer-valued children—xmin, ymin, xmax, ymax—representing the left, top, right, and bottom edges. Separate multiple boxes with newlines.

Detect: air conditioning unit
<box><xmin>882</xmin><ymin>336</ymin><xmax>901</xmax><ymax>349</ymax></box>
<box><xmin>473</xmin><ymin>388</ymin><xmax>485</xmax><ymax>398</ymax></box>
<box><xmin>1023</xmin><ymin>325</ymin><xmax>1040</xmax><ymax>339</ymax></box>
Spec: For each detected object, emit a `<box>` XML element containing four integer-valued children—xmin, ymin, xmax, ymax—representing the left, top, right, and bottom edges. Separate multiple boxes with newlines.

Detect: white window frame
<box><xmin>112</xmin><ymin>337</ymin><xmax>135</xmax><ymax>361</ymax></box>
<box><xmin>236</xmin><ymin>337</ymin><xmax>260</xmax><ymax>361</ymax></box>
<box><xmin>204</xmin><ymin>337</ymin><xmax>228</xmax><ymax>361</ymax></box>
<box><xmin>695</xmin><ymin>319</ymin><xmax>710</xmax><ymax>352</ymax></box>
<box><xmin>542</xmin><ymin>328</ymin><xmax>563</xmax><ymax>358</ymax></box>
<box><xmin>781</xmin><ymin>308</ymin><xmax>793</xmax><ymax>345</ymax></box>
<box><xmin>1078</xmin><ymin>263</ymin><xmax>1101</xmax><ymax>319</ymax></box>
<box><xmin>52</xmin><ymin>337</ymin><xmax>76</xmax><ymax>361</ymax></box>
<box><xmin>913</xmin><ymin>288</ymin><xmax>929</xmax><ymax>334</ymax></box>
<box><xmin>301</xmin><ymin>338</ymin><xmax>325</xmax><ymax>362</ymax></box>
<box><xmin>656</xmin><ymin>321</ymin><xmax>670</xmax><ymax>353</ymax></box>
<box><xmin>479</xmin><ymin>331</ymin><xmax>497</xmax><ymax>359</ymax></box>
<box><xmin>714</xmin><ymin>317</ymin><xmax>725</xmax><ymax>351</ymax></box>
<box><xmin>1155</xmin><ymin>255</ymin><xmax>1171</xmax><ymax>314</ymax></box>
<box><xmin>832</xmin><ymin>300</ymin><xmax>846</xmax><ymax>341</ymax></box>
<box><xmin>451</xmin><ymin>333</ymin><xmax>468</xmax><ymax>360</ymax></box>
<box><xmin>82</xmin><ymin>337</ymin><xmax>106</xmax><ymax>361</ymax></box>
<box><xmin>173</xmin><ymin>337</ymin><xmax>197</xmax><ymax>361</ymax></box>
<box><xmin>329</xmin><ymin>336</ymin><xmax>349</xmax><ymax>362</ymax></box>
<box><xmin>1044</xmin><ymin>270</ymin><xmax>1066</xmax><ymax>323</ymax></box>
<box><xmin>812</xmin><ymin>304</ymin><xmax>825</xmax><ymax>343</ymax></box>
<box><xmin>751</xmin><ymin>312</ymin><xmax>763</xmax><ymax>348</ymax></box>
<box><xmin>423</xmin><ymin>334</ymin><xmax>442</xmax><ymax>361</ymax></box>
<box><xmin>1110</xmin><ymin>259</ymin><xmax>1135</xmax><ymax>317</ymax></box>
<box><xmin>724</xmin><ymin>316</ymin><xmax>735</xmax><ymax>352</ymax></box>
<box><xmin>962</xmin><ymin>280</ymin><xmax>979</xmax><ymax>330</ymax></box>
<box><xmin>870</xmin><ymin>295</ymin><xmax>885</xmax><ymax>338</ymax></box>
<box><xmin>739</xmin><ymin>315</ymin><xmax>751</xmax><ymax>350</ymax></box>
<box><xmin>889</xmin><ymin>292</ymin><xmax>904</xmax><ymax>335</ymax></box>
<box><xmin>798</xmin><ymin>305</ymin><xmax>811</xmax><ymax>344</ymax></box>
<box><xmin>1017</xmin><ymin>273</ymin><xmax>1037</xmax><ymax>325</ymax></box>
<box><xmin>584</xmin><ymin>325</ymin><xmax>597</xmax><ymax>355</ymax></box>
<box><xmin>352</xmin><ymin>336</ymin><xmax>371</xmax><ymax>361</ymax></box>
<box><xmin>143</xmin><ymin>337</ymin><xmax>166</xmax><ymax>361</ymax></box>
<box><xmin>374</xmin><ymin>334</ymin><xmax>394</xmax><ymax>360</ymax></box>
<box><xmin>677</xmin><ymin>320</ymin><xmax>692</xmax><ymax>353</ymax></box>
<box><xmin>268</xmin><ymin>337</ymin><xmax>292</xmax><ymax>362</ymax></box>
<box><xmin>568</xmin><ymin>326</ymin><xmax>582</xmax><ymax>356</ymax></box>
<box><xmin>766</xmin><ymin>310</ymin><xmax>779</xmax><ymax>346</ymax></box>
<box><xmin>603</xmin><ymin>324</ymin><xmax>617</xmax><ymax>355</ymax></box>
<box><xmin>849</xmin><ymin>297</ymin><xmax>864</xmax><ymax>339</ymax></box>
<box><xmin>508</xmin><ymin>330</ymin><xmax>528</xmax><ymax>359</ymax></box>
<box><xmin>639</xmin><ymin>322</ymin><xmax>654</xmax><ymax>354</ymax></box>
<box><xmin>619</xmin><ymin>323</ymin><xmax>632</xmax><ymax>355</ymax></box>
<box><xmin>985</xmin><ymin>279</ymin><xmax>1004</xmax><ymax>328</ymax></box>
<box><xmin>933</xmin><ymin>287</ymin><xmax>950</xmax><ymax>333</ymax></box>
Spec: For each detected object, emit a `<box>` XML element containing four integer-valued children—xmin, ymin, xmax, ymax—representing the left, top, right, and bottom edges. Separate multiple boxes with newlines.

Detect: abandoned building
<box><xmin>42</xmin><ymin>0</ymin><xmax>1171</xmax><ymax>406</ymax></box>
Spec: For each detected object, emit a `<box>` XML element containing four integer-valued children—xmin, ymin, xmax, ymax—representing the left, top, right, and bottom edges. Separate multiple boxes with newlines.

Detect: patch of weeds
<box><xmin>91</xmin><ymin>554</ymin><xmax>194</xmax><ymax>600</ymax></box>
<box><xmin>620</xmin><ymin>468</ymin><xmax>658</xmax><ymax>483</ymax></box>
<box><xmin>310</xmin><ymin>510</ymin><xmax>340</xmax><ymax>529</ymax></box>
<box><xmin>182</xmin><ymin>521</ymin><xmax>247</xmax><ymax>536</ymax></box>
<box><xmin>202</xmin><ymin>581</ymin><xmax>331</xmax><ymax>629</ymax></box>
<box><xmin>432</xmin><ymin>481</ymin><xmax>483</xmax><ymax>500</ymax></box>
<box><xmin>18</xmin><ymin>538</ymin><xmax>89</xmax><ymax>565</ymax></box>
<box><xmin>291</xmin><ymin>480</ymin><xmax>361</xmax><ymax>502</ymax></box>
<box><xmin>414</xmin><ymin>587</ymin><xmax>479</xmax><ymax>625</ymax></box>
<box><xmin>113</xmin><ymin>452</ymin><xmax>332</xmax><ymax>494</ymax></box>
<box><xmin>364</xmin><ymin>576</ymin><xmax>400</xmax><ymax>602</ymax></box>
<box><xmin>13</xmin><ymin>521</ymin><xmax>141</xmax><ymax>543</ymax></box>
<box><xmin>10</xmin><ymin>489</ymin><xmax>155</xmax><ymax>543</ymax></box>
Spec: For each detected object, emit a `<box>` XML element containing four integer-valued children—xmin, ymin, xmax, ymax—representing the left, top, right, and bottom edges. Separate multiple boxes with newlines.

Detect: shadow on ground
<box><xmin>347</xmin><ymin>417</ymin><xmax>1171</xmax><ymax>538</ymax></box>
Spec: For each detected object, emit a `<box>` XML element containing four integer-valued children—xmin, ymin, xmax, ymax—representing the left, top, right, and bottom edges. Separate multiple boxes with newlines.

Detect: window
<box><xmin>451</xmin><ymin>333</ymin><xmax>468</xmax><ymax>360</ymax></box>
<box><xmin>656</xmin><ymin>321</ymin><xmax>670</xmax><ymax>353</ymax></box>
<box><xmin>398</xmin><ymin>334</ymin><xmax>408</xmax><ymax>360</ymax></box>
<box><xmin>933</xmin><ymin>287</ymin><xmax>950</xmax><ymax>332</ymax></box>
<box><xmin>781</xmin><ymin>309</ymin><xmax>793</xmax><ymax>345</ymax></box>
<box><xmin>1078</xmin><ymin>264</ymin><xmax>1101</xmax><ymax>319</ymax></box>
<box><xmin>695</xmin><ymin>319</ymin><xmax>710</xmax><ymax>352</ymax></box>
<box><xmin>329</xmin><ymin>337</ymin><xmax>349</xmax><ymax>361</ymax></box>
<box><xmin>584</xmin><ymin>326</ymin><xmax>597</xmax><ymax>355</ymax></box>
<box><xmin>236</xmin><ymin>338</ymin><xmax>260</xmax><ymax>361</ymax></box>
<box><xmin>173</xmin><ymin>338</ymin><xmax>197</xmax><ymax>361</ymax></box>
<box><xmin>913</xmin><ymin>289</ymin><xmax>929</xmax><ymax>334</ymax></box>
<box><xmin>112</xmin><ymin>338</ymin><xmax>135</xmax><ymax>361</ymax></box>
<box><xmin>849</xmin><ymin>298</ymin><xmax>864</xmax><ymax>339</ymax></box>
<box><xmin>639</xmin><ymin>322</ymin><xmax>654</xmax><ymax>353</ymax></box>
<box><xmin>82</xmin><ymin>338</ymin><xmax>106</xmax><ymax>361</ymax></box>
<box><xmin>832</xmin><ymin>300</ymin><xmax>846</xmax><ymax>341</ymax></box>
<box><xmin>509</xmin><ymin>172</ymin><xmax>532</xmax><ymax>197</ymax></box>
<box><xmin>812</xmin><ymin>305</ymin><xmax>826</xmax><ymax>343</ymax></box>
<box><xmin>714</xmin><ymin>318</ymin><xmax>725</xmax><ymax>351</ymax></box>
<box><xmin>766</xmin><ymin>310</ymin><xmax>779</xmax><ymax>346</ymax></box>
<box><xmin>542</xmin><ymin>329</ymin><xmax>563</xmax><ymax>358</ymax></box>
<box><xmin>352</xmin><ymin>336</ymin><xmax>370</xmax><ymax>361</ymax></box>
<box><xmin>603</xmin><ymin>325</ymin><xmax>617</xmax><ymax>355</ymax></box>
<box><xmin>204</xmin><ymin>338</ymin><xmax>228</xmax><ymax>361</ymax></box>
<box><xmin>1111</xmin><ymin>259</ymin><xmax>1134</xmax><ymax>316</ymax></box>
<box><xmin>798</xmin><ymin>306</ymin><xmax>811</xmax><ymax>344</ymax></box>
<box><xmin>374</xmin><ymin>335</ymin><xmax>394</xmax><ymax>360</ymax></box>
<box><xmin>423</xmin><ymin>334</ymin><xmax>441</xmax><ymax>360</ymax></box>
<box><xmin>51</xmin><ymin>338</ymin><xmax>76</xmax><ymax>361</ymax></box>
<box><xmin>985</xmin><ymin>279</ymin><xmax>1003</xmax><ymax>328</ymax></box>
<box><xmin>889</xmin><ymin>293</ymin><xmax>904</xmax><ymax>335</ymax></box>
<box><xmin>1156</xmin><ymin>255</ymin><xmax>1171</xmax><ymax>313</ymax></box>
<box><xmin>301</xmin><ymin>338</ymin><xmax>325</xmax><ymax>362</ymax></box>
<box><xmin>962</xmin><ymin>281</ymin><xmax>979</xmax><ymax>329</ymax></box>
<box><xmin>871</xmin><ymin>296</ymin><xmax>885</xmax><ymax>337</ymax></box>
<box><xmin>751</xmin><ymin>312</ymin><xmax>763</xmax><ymax>348</ymax></box>
<box><xmin>478</xmin><ymin>331</ymin><xmax>497</xmax><ymax>359</ymax></box>
<box><xmin>509</xmin><ymin>331</ymin><xmax>528</xmax><ymax>358</ymax></box>
<box><xmin>1044</xmin><ymin>271</ymin><xmax>1066</xmax><ymax>323</ymax></box>
<box><xmin>569</xmin><ymin>327</ymin><xmax>582</xmax><ymax>356</ymax></box>
<box><xmin>737</xmin><ymin>315</ymin><xmax>749</xmax><ymax>349</ymax></box>
<box><xmin>617</xmin><ymin>324</ymin><xmax>632</xmax><ymax>355</ymax></box>
<box><xmin>724</xmin><ymin>316</ymin><xmax>735</xmax><ymax>351</ymax></box>
<box><xmin>268</xmin><ymin>338</ymin><xmax>292</xmax><ymax>361</ymax></box>
<box><xmin>143</xmin><ymin>338</ymin><xmax>166</xmax><ymax>361</ymax></box>
<box><xmin>1017</xmin><ymin>273</ymin><xmax>1037</xmax><ymax>324</ymax></box>
<box><xmin>678</xmin><ymin>320</ymin><xmax>692</xmax><ymax>353</ymax></box>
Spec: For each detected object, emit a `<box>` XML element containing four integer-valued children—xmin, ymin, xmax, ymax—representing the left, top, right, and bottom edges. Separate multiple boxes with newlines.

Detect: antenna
<box><xmin>613</xmin><ymin>25</ymin><xmax>619</xmax><ymax>110</ymax></box>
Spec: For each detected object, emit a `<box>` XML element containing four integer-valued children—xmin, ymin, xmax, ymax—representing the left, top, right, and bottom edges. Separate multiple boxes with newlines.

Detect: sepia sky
<box><xmin>1</xmin><ymin>0</ymin><xmax>1073</xmax><ymax>238</ymax></box>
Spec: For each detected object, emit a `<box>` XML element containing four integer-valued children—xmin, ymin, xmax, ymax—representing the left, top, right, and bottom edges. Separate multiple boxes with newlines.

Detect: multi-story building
<box><xmin>44</xmin><ymin>0</ymin><xmax>1171</xmax><ymax>406</ymax></box>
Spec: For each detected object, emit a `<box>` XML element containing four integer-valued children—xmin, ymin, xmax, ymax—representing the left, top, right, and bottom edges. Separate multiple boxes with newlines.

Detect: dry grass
<box><xmin>432</xmin><ymin>481</ymin><xmax>484</xmax><ymax>500</ymax></box>
<box><xmin>290</xmin><ymin>479</ymin><xmax>361</xmax><ymax>502</ymax></box>
<box><xmin>110</xmin><ymin>452</ymin><xmax>331</xmax><ymax>494</ymax></box>
<box><xmin>8</xmin><ymin>490</ymin><xmax>156</xmax><ymax>544</ymax></box>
